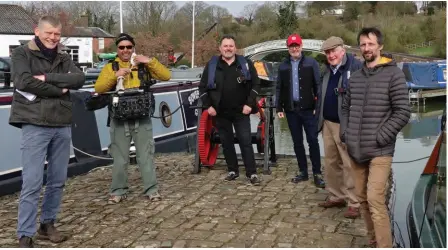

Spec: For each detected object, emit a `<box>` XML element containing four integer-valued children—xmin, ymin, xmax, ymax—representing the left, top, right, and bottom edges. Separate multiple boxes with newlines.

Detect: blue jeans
<box><xmin>17</xmin><ymin>125</ymin><xmax>71</xmax><ymax>239</ymax></box>
<box><xmin>285</xmin><ymin>109</ymin><xmax>322</xmax><ymax>176</ymax></box>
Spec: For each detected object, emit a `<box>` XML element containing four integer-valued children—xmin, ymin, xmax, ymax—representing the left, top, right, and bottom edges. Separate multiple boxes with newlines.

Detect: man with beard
<box><xmin>199</xmin><ymin>35</ymin><xmax>261</xmax><ymax>185</ymax></box>
<box><xmin>95</xmin><ymin>33</ymin><xmax>171</xmax><ymax>204</ymax></box>
<box><xmin>276</xmin><ymin>33</ymin><xmax>325</xmax><ymax>188</ymax></box>
<box><xmin>317</xmin><ymin>36</ymin><xmax>362</xmax><ymax>218</ymax></box>
<box><xmin>340</xmin><ymin>27</ymin><xmax>410</xmax><ymax>248</ymax></box>
<box><xmin>9</xmin><ymin>16</ymin><xmax>85</xmax><ymax>247</ymax></box>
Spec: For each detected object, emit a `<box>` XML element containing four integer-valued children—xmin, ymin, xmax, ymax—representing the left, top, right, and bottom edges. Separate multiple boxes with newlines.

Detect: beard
<box><xmin>363</xmin><ymin>52</ymin><xmax>377</xmax><ymax>62</ymax></box>
<box><xmin>222</xmin><ymin>51</ymin><xmax>234</xmax><ymax>59</ymax></box>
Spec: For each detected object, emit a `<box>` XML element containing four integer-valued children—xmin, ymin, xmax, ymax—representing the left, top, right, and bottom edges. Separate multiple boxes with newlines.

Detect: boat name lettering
<box><xmin>188</xmin><ymin>90</ymin><xmax>199</xmax><ymax>105</ymax></box>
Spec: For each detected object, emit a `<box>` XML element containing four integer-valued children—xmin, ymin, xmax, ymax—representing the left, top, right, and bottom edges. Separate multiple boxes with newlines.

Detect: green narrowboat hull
<box><xmin>407</xmin><ymin>110</ymin><xmax>446</xmax><ymax>248</ymax></box>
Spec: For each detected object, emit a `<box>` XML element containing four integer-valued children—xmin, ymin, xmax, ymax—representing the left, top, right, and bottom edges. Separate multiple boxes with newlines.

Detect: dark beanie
<box><xmin>115</xmin><ymin>33</ymin><xmax>135</xmax><ymax>46</ymax></box>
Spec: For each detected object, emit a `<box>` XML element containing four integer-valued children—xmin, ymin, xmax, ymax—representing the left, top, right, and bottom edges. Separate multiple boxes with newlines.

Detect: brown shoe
<box><xmin>19</xmin><ymin>236</ymin><xmax>34</xmax><ymax>248</ymax></box>
<box><xmin>318</xmin><ymin>199</ymin><xmax>346</xmax><ymax>208</ymax></box>
<box><xmin>343</xmin><ymin>206</ymin><xmax>360</xmax><ymax>219</ymax></box>
<box><xmin>37</xmin><ymin>223</ymin><xmax>68</xmax><ymax>243</ymax></box>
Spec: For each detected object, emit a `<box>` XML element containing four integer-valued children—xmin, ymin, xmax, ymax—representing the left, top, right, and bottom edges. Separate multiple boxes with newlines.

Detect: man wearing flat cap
<box><xmin>95</xmin><ymin>33</ymin><xmax>171</xmax><ymax>204</ymax></box>
<box><xmin>316</xmin><ymin>36</ymin><xmax>362</xmax><ymax>218</ymax></box>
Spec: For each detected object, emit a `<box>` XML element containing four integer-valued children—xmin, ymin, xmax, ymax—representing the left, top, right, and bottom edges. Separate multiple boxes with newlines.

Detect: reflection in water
<box><xmin>250</xmin><ymin>100</ymin><xmax>444</xmax><ymax>248</ymax></box>
<box><xmin>392</xmin><ymin>101</ymin><xmax>444</xmax><ymax>247</ymax></box>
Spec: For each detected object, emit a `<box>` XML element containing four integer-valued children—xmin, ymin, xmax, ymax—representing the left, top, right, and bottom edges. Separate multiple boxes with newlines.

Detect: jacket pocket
<box><xmin>12</xmin><ymin>96</ymin><xmax>42</xmax><ymax>121</ymax></box>
<box><xmin>44</xmin><ymin>99</ymin><xmax>73</xmax><ymax>125</ymax></box>
<box><xmin>60</xmin><ymin>99</ymin><xmax>73</xmax><ymax>110</ymax></box>
<box><xmin>375</xmin><ymin>110</ymin><xmax>392</xmax><ymax>146</ymax></box>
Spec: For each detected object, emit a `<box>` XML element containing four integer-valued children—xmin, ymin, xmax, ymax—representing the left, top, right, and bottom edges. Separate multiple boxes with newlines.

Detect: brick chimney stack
<box><xmin>78</xmin><ymin>14</ymin><xmax>89</xmax><ymax>28</ymax></box>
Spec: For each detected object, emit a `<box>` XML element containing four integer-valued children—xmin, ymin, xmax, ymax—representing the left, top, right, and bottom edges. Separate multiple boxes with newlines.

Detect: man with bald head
<box><xmin>9</xmin><ymin>16</ymin><xmax>85</xmax><ymax>247</ymax></box>
<box><xmin>199</xmin><ymin>35</ymin><xmax>261</xmax><ymax>185</ymax></box>
<box><xmin>316</xmin><ymin>36</ymin><xmax>362</xmax><ymax>218</ymax></box>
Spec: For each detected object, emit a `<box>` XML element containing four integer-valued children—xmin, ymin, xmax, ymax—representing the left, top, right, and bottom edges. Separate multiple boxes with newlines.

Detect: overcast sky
<box><xmin>174</xmin><ymin>1</ymin><xmax>424</xmax><ymax>16</ymax></box>
<box><xmin>175</xmin><ymin>0</ymin><xmax>266</xmax><ymax>17</ymax></box>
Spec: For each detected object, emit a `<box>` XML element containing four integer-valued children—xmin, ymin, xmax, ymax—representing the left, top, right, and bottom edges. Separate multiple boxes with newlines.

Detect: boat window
<box><xmin>159</xmin><ymin>102</ymin><xmax>172</xmax><ymax>128</ymax></box>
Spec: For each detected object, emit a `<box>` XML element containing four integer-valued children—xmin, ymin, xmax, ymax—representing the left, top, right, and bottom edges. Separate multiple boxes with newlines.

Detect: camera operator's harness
<box><xmin>81</xmin><ymin>59</ymin><xmax>192</xmax><ymax>160</ymax></box>
<box><xmin>108</xmin><ymin>61</ymin><xmax>156</xmax><ymax>121</ymax></box>
<box><xmin>86</xmin><ymin>60</ymin><xmax>185</xmax><ymax>118</ymax></box>
<box><xmin>85</xmin><ymin>59</ymin><xmax>188</xmax><ymax>138</ymax></box>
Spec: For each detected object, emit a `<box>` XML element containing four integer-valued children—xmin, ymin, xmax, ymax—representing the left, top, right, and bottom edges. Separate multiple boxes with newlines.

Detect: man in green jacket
<box><xmin>9</xmin><ymin>16</ymin><xmax>85</xmax><ymax>247</ymax></box>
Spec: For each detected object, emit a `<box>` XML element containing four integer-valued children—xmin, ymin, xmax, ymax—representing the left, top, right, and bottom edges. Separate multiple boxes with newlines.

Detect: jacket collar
<box><xmin>362</xmin><ymin>55</ymin><xmax>395</xmax><ymax>75</ymax></box>
<box><xmin>217</xmin><ymin>55</ymin><xmax>239</xmax><ymax>69</ymax></box>
<box><xmin>27</xmin><ymin>39</ymin><xmax>65</xmax><ymax>54</ymax></box>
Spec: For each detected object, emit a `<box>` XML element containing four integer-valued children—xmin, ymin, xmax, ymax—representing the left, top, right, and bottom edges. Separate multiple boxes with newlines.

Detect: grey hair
<box><xmin>38</xmin><ymin>16</ymin><xmax>62</xmax><ymax>29</ymax></box>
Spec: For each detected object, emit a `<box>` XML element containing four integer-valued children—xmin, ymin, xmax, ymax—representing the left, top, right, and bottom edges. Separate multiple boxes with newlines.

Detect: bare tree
<box><xmin>200</xmin><ymin>5</ymin><xmax>230</xmax><ymax>26</ymax></box>
<box><xmin>176</xmin><ymin>1</ymin><xmax>208</xmax><ymax>20</ymax></box>
<box><xmin>18</xmin><ymin>1</ymin><xmax>64</xmax><ymax>20</ymax></box>
<box><xmin>253</xmin><ymin>2</ymin><xmax>278</xmax><ymax>31</ymax></box>
<box><xmin>61</xmin><ymin>1</ymin><xmax>120</xmax><ymax>33</ymax></box>
<box><xmin>240</xmin><ymin>3</ymin><xmax>258</xmax><ymax>26</ymax></box>
<box><xmin>124</xmin><ymin>1</ymin><xmax>177</xmax><ymax>36</ymax></box>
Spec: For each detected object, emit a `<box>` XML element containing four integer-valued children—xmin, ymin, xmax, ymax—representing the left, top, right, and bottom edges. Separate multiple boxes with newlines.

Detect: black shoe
<box><xmin>291</xmin><ymin>173</ymin><xmax>309</xmax><ymax>183</ymax></box>
<box><xmin>224</xmin><ymin>171</ymin><xmax>239</xmax><ymax>181</ymax></box>
<box><xmin>37</xmin><ymin>222</ymin><xmax>68</xmax><ymax>243</ymax></box>
<box><xmin>248</xmin><ymin>174</ymin><xmax>261</xmax><ymax>185</ymax></box>
<box><xmin>313</xmin><ymin>174</ymin><xmax>325</xmax><ymax>188</ymax></box>
<box><xmin>19</xmin><ymin>236</ymin><xmax>34</xmax><ymax>248</ymax></box>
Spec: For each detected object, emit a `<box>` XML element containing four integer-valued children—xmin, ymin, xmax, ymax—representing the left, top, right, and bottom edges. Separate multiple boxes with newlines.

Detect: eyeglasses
<box><xmin>288</xmin><ymin>45</ymin><xmax>301</xmax><ymax>49</ymax></box>
<box><xmin>118</xmin><ymin>45</ymin><xmax>133</xmax><ymax>50</ymax></box>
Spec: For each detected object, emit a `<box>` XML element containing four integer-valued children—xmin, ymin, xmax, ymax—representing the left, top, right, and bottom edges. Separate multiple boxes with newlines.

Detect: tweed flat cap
<box><xmin>321</xmin><ymin>36</ymin><xmax>344</xmax><ymax>51</ymax></box>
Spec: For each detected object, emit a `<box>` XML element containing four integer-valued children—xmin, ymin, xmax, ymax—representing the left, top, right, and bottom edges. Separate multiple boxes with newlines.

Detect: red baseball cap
<box><xmin>287</xmin><ymin>34</ymin><xmax>302</xmax><ymax>46</ymax></box>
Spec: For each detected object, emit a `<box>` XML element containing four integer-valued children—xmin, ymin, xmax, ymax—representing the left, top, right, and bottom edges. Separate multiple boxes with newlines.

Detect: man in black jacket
<box><xmin>199</xmin><ymin>35</ymin><xmax>261</xmax><ymax>185</ymax></box>
<box><xmin>341</xmin><ymin>27</ymin><xmax>411</xmax><ymax>248</ymax></box>
<box><xmin>276</xmin><ymin>33</ymin><xmax>325</xmax><ymax>188</ymax></box>
<box><xmin>9</xmin><ymin>16</ymin><xmax>85</xmax><ymax>247</ymax></box>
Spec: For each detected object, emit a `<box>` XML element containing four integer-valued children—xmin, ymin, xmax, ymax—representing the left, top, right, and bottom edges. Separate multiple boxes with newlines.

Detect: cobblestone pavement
<box><xmin>0</xmin><ymin>153</ymin><xmax>369</xmax><ymax>248</ymax></box>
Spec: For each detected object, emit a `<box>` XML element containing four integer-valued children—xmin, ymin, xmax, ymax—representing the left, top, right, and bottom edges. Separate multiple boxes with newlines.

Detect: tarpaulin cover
<box><xmin>402</xmin><ymin>60</ymin><xmax>446</xmax><ymax>89</ymax></box>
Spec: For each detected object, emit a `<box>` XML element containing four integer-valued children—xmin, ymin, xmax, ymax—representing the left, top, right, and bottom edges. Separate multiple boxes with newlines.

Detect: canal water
<box><xmin>247</xmin><ymin>99</ymin><xmax>445</xmax><ymax>248</ymax></box>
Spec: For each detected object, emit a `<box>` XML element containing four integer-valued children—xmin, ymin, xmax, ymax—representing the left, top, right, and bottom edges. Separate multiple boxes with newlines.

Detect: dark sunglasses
<box><xmin>118</xmin><ymin>45</ymin><xmax>133</xmax><ymax>50</ymax></box>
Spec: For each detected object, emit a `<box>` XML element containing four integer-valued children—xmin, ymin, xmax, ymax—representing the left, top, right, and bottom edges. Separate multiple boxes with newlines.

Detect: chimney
<box><xmin>78</xmin><ymin>14</ymin><xmax>89</xmax><ymax>28</ymax></box>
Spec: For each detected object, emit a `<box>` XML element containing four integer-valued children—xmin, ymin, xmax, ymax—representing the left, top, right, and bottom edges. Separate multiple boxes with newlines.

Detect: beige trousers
<box><xmin>322</xmin><ymin>120</ymin><xmax>359</xmax><ymax>207</ymax></box>
<box><xmin>351</xmin><ymin>156</ymin><xmax>393</xmax><ymax>248</ymax></box>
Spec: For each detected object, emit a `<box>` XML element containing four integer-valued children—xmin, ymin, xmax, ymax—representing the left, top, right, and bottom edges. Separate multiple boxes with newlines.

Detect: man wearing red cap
<box><xmin>276</xmin><ymin>33</ymin><xmax>325</xmax><ymax>188</ymax></box>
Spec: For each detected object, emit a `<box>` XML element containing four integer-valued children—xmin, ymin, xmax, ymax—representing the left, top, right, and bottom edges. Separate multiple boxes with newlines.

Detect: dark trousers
<box><xmin>215</xmin><ymin>113</ymin><xmax>256</xmax><ymax>177</ymax></box>
<box><xmin>285</xmin><ymin>109</ymin><xmax>322</xmax><ymax>176</ymax></box>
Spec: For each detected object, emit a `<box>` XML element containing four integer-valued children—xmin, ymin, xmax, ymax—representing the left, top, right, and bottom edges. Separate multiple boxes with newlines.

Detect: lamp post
<box><xmin>192</xmin><ymin>1</ymin><xmax>195</xmax><ymax>68</ymax></box>
<box><xmin>120</xmin><ymin>1</ymin><xmax>123</xmax><ymax>33</ymax></box>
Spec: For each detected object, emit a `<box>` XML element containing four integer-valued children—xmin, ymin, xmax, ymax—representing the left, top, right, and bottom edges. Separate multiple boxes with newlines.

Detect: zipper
<box><xmin>358</xmin><ymin>72</ymin><xmax>370</xmax><ymax>144</ymax></box>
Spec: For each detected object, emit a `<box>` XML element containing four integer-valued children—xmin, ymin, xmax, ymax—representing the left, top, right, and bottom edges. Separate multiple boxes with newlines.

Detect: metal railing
<box><xmin>405</xmin><ymin>41</ymin><xmax>434</xmax><ymax>50</ymax></box>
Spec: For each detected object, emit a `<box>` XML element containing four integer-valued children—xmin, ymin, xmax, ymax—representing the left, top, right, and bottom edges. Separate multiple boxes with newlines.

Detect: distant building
<box><xmin>321</xmin><ymin>5</ymin><xmax>345</xmax><ymax>16</ymax></box>
<box><xmin>295</xmin><ymin>3</ymin><xmax>308</xmax><ymax>19</ymax></box>
<box><xmin>0</xmin><ymin>4</ymin><xmax>115</xmax><ymax>65</ymax></box>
